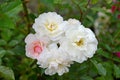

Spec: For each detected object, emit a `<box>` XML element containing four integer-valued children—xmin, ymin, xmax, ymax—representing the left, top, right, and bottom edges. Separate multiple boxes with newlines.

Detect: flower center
<box><xmin>75</xmin><ymin>38</ymin><xmax>84</xmax><ymax>46</ymax></box>
<box><xmin>46</xmin><ymin>23</ymin><xmax>58</xmax><ymax>31</ymax></box>
<box><xmin>34</xmin><ymin>45</ymin><xmax>42</xmax><ymax>53</ymax></box>
<box><xmin>33</xmin><ymin>42</ymin><xmax>44</xmax><ymax>53</ymax></box>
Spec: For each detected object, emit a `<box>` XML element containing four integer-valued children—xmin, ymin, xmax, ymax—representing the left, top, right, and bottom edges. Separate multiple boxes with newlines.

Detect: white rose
<box><xmin>25</xmin><ymin>33</ymin><xmax>50</xmax><ymax>59</ymax></box>
<box><xmin>60</xmin><ymin>21</ymin><xmax>98</xmax><ymax>63</ymax></box>
<box><xmin>37</xmin><ymin>43</ymin><xmax>73</xmax><ymax>76</ymax></box>
<box><xmin>33</xmin><ymin>12</ymin><xmax>67</xmax><ymax>41</ymax></box>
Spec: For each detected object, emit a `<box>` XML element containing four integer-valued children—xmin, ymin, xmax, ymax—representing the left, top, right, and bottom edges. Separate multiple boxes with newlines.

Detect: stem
<box><xmin>71</xmin><ymin>0</ymin><xmax>83</xmax><ymax>22</ymax></box>
<box><xmin>21</xmin><ymin>0</ymin><xmax>30</xmax><ymax>33</ymax></box>
<box><xmin>86</xmin><ymin>0</ymin><xmax>91</xmax><ymax>8</ymax></box>
<box><xmin>113</xmin><ymin>30</ymin><xmax>120</xmax><ymax>39</ymax></box>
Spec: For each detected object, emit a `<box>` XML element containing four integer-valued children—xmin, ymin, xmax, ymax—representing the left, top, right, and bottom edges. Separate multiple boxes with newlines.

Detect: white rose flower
<box><xmin>60</xmin><ymin>22</ymin><xmax>98</xmax><ymax>63</ymax></box>
<box><xmin>25</xmin><ymin>33</ymin><xmax>50</xmax><ymax>59</ymax></box>
<box><xmin>33</xmin><ymin>12</ymin><xmax>67</xmax><ymax>41</ymax></box>
<box><xmin>67</xmin><ymin>18</ymin><xmax>81</xmax><ymax>26</ymax></box>
<box><xmin>37</xmin><ymin>43</ymin><xmax>73</xmax><ymax>76</ymax></box>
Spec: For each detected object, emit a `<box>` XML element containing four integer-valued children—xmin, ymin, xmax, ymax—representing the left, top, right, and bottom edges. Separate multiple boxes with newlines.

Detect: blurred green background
<box><xmin>0</xmin><ymin>0</ymin><xmax>120</xmax><ymax>80</ymax></box>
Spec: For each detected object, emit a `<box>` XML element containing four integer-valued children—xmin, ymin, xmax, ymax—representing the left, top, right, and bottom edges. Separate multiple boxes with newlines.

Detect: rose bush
<box><xmin>0</xmin><ymin>0</ymin><xmax>120</xmax><ymax>80</ymax></box>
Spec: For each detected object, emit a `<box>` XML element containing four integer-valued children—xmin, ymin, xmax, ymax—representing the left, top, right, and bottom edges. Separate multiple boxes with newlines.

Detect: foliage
<box><xmin>0</xmin><ymin>0</ymin><xmax>120</xmax><ymax>80</ymax></box>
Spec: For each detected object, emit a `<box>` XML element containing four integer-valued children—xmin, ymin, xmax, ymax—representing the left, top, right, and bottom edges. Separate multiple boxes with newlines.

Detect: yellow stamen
<box><xmin>46</xmin><ymin>23</ymin><xmax>58</xmax><ymax>31</ymax></box>
<box><xmin>75</xmin><ymin>39</ymin><xmax>84</xmax><ymax>46</ymax></box>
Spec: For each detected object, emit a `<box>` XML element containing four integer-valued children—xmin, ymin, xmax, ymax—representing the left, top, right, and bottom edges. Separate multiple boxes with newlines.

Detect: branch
<box><xmin>71</xmin><ymin>0</ymin><xmax>83</xmax><ymax>22</ymax></box>
<box><xmin>21</xmin><ymin>0</ymin><xmax>30</xmax><ymax>33</ymax></box>
<box><xmin>86</xmin><ymin>0</ymin><xmax>91</xmax><ymax>8</ymax></box>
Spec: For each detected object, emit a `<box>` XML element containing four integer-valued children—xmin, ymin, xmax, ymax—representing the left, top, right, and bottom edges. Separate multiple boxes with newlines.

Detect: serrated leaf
<box><xmin>41</xmin><ymin>0</ymin><xmax>54</xmax><ymax>5</ymax></box>
<box><xmin>114</xmin><ymin>64</ymin><xmax>120</xmax><ymax>78</ymax></box>
<box><xmin>1</xmin><ymin>0</ymin><xmax>21</xmax><ymax>13</ymax></box>
<box><xmin>12</xmin><ymin>45</ymin><xmax>25</xmax><ymax>55</ymax></box>
<box><xmin>0</xmin><ymin>50</ymin><xmax>6</xmax><ymax>58</ymax></box>
<box><xmin>0</xmin><ymin>13</ymin><xmax>15</xmax><ymax>29</ymax></box>
<box><xmin>0</xmin><ymin>66</ymin><xmax>15</xmax><ymax>80</ymax></box>
<box><xmin>91</xmin><ymin>0</ymin><xmax>98</xmax><ymax>4</ymax></box>
<box><xmin>91</xmin><ymin>60</ymin><xmax>106</xmax><ymax>76</ymax></box>
<box><xmin>6</xmin><ymin>50</ymin><xmax>15</xmax><ymax>55</ymax></box>
<box><xmin>113</xmin><ymin>57</ymin><xmax>120</xmax><ymax>63</ymax></box>
<box><xmin>80</xmin><ymin>75</ymin><xmax>93</xmax><ymax>80</ymax></box>
<box><xmin>79</xmin><ymin>1</ymin><xmax>87</xmax><ymax>6</ymax></box>
<box><xmin>86</xmin><ymin>15</ymin><xmax>94</xmax><ymax>22</ymax></box>
<box><xmin>97</xmin><ymin>48</ymin><xmax>111</xmax><ymax>59</ymax></box>
<box><xmin>1</xmin><ymin>29</ymin><xmax>13</xmax><ymax>41</ymax></box>
<box><xmin>54</xmin><ymin>0</ymin><xmax>62</xmax><ymax>4</ymax></box>
<box><xmin>96</xmin><ymin>76</ymin><xmax>105</xmax><ymax>80</ymax></box>
<box><xmin>5</xmin><ymin>4</ymin><xmax>22</xmax><ymax>18</ymax></box>
<box><xmin>104</xmin><ymin>44</ymin><xmax>111</xmax><ymax>52</ymax></box>
<box><xmin>105</xmin><ymin>0</ymin><xmax>112</xmax><ymax>4</ymax></box>
<box><xmin>97</xmin><ymin>63</ymin><xmax>106</xmax><ymax>76</ymax></box>
<box><xmin>91</xmin><ymin>7</ymin><xmax>104</xmax><ymax>12</ymax></box>
<box><xmin>0</xmin><ymin>39</ymin><xmax>7</xmax><ymax>46</ymax></box>
<box><xmin>0</xmin><ymin>59</ymin><xmax>2</xmax><ymax>65</ymax></box>
<box><xmin>8</xmin><ymin>40</ymin><xmax>18</xmax><ymax>47</ymax></box>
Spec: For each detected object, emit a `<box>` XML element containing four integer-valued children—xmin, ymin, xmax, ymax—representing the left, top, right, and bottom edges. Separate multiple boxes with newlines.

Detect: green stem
<box><xmin>71</xmin><ymin>0</ymin><xmax>83</xmax><ymax>22</ymax></box>
<box><xmin>21</xmin><ymin>0</ymin><xmax>30</xmax><ymax>33</ymax></box>
<box><xmin>113</xmin><ymin>30</ymin><xmax>120</xmax><ymax>39</ymax></box>
<box><xmin>86</xmin><ymin>0</ymin><xmax>91</xmax><ymax>8</ymax></box>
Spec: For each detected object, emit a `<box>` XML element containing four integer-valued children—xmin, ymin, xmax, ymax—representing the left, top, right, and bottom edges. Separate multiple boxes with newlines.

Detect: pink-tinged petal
<box><xmin>33</xmin><ymin>41</ymin><xmax>44</xmax><ymax>53</ymax></box>
<box><xmin>25</xmin><ymin>34</ymin><xmax>45</xmax><ymax>59</ymax></box>
<box><xmin>34</xmin><ymin>45</ymin><xmax>42</xmax><ymax>53</ymax></box>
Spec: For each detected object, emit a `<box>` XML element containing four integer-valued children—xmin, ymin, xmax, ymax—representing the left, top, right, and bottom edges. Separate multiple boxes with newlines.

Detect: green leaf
<box><xmin>8</xmin><ymin>40</ymin><xmax>19</xmax><ymax>47</ymax></box>
<box><xmin>86</xmin><ymin>15</ymin><xmax>94</xmax><ymax>22</ymax></box>
<box><xmin>6</xmin><ymin>50</ymin><xmax>15</xmax><ymax>55</ymax></box>
<box><xmin>12</xmin><ymin>45</ymin><xmax>25</xmax><ymax>55</ymax></box>
<box><xmin>114</xmin><ymin>64</ymin><xmax>120</xmax><ymax>78</ymax></box>
<box><xmin>0</xmin><ymin>59</ymin><xmax>2</xmax><ymax>65</ymax></box>
<box><xmin>0</xmin><ymin>0</ymin><xmax>13</xmax><ymax>4</ymax></box>
<box><xmin>5</xmin><ymin>4</ymin><xmax>22</xmax><ymax>18</ymax></box>
<box><xmin>41</xmin><ymin>0</ymin><xmax>54</xmax><ymax>5</ymax></box>
<box><xmin>97</xmin><ymin>48</ymin><xmax>111</xmax><ymax>59</ymax></box>
<box><xmin>80</xmin><ymin>75</ymin><xmax>93</xmax><ymax>80</ymax></box>
<box><xmin>0</xmin><ymin>39</ymin><xmax>7</xmax><ymax>46</ymax></box>
<box><xmin>96</xmin><ymin>76</ymin><xmax>105</xmax><ymax>80</ymax></box>
<box><xmin>97</xmin><ymin>63</ymin><xmax>106</xmax><ymax>76</ymax></box>
<box><xmin>91</xmin><ymin>60</ymin><xmax>106</xmax><ymax>76</ymax></box>
<box><xmin>91</xmin><ymin>7</ymin><xmax>104</xmax><ymax>13</ymax></box>
<box><xmin>54</xmin><ymin>0</ymin><xmax>62</xmax><ymax>4</ymax></box>
<box><xmin>0</xmin><ymin>50</ymin><xmax>6</xmax><ymax>58</ymax></box>
<box><xmin>40</xmin><ymin>0</ymin><xmax>55</xmax><ymax>10</ymax></box>
<box><xmin>105</xmin><ymin>0</ymin><xmax>112</xmax><ymax>4</ymax></box>
<box><xmin>104</xmin><ymin>44</ymin><xmax>111</xmax><ymax>52</ymax></box>
<box><xmin>0</xmin><ymin>66</ymin><xmax>15</xmax><ymax>80</ymax></box>
<box><xmin>78</xmin><ymin>1</ymin><xmax>87</xmax><ymax>7</ymax></box>
<box><xmin>91</xmin><ymin>0</ymin><xmax>98</xmax><ymax>4</ymax></box>
<box><xmin>0</xmin><ymin>13</ymin><xmax>15</xmax><ymax>29</ymax></box>
<box><xmin>113</xmin><ymin>57</ymin><xmax>120</xmax><ymax>63</ymax></box>
<box><xmin>1</xmin><ymin>29</ymin><xmax>13</xmax><ymax>41</ymax></box>
<box><xmin>1</xmin><ymin>0</ymin><xmax>21</xmax><ymax>13</ymax></box>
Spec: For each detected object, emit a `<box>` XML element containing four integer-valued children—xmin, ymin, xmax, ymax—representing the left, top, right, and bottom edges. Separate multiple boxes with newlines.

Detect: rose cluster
<box><xmin>25</xmin><ymin>12</ymin><xmax>98</xmax><ymax>76</ymax></box>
